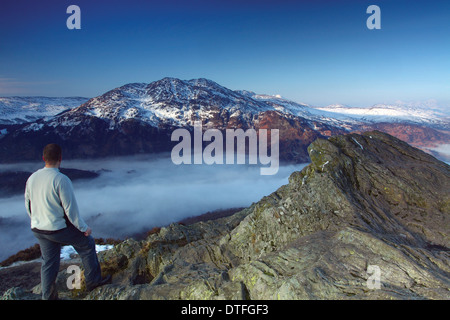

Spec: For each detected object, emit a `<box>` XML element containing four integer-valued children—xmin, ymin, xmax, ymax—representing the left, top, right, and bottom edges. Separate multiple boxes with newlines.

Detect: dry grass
<box><xmin>0</xmin><ymin>243</ymin><xmax>41</xmax><ymax>267</ymax></box>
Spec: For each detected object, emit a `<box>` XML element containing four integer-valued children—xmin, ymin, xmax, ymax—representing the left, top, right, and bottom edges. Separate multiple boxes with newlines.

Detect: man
<box><xmin>25</xmin><ymin>143</ymin><xmax>110</xmax><ymax>299</ymax></box>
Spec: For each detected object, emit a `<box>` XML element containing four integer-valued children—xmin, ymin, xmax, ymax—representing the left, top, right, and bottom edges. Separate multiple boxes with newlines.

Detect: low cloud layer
<box><xmin>0</xmin><ymin>154</ymin><xmax>306</xmax><ymax>261</ymax></box>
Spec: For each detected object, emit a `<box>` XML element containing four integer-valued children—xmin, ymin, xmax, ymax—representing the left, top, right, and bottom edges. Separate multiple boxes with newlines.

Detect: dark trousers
<box><xmin>33</xmin><ymin>225</ymin><xmax>102</xmax><ymax>300</ymax></box>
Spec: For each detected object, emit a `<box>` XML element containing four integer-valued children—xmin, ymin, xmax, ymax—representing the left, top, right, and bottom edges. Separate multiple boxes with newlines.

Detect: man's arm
<box><xmin>24</xmin><ymin>180</ymin><xmax>32</xmax><ymax>218</ymax></box>
<box><xmin>58</xmin><ymin>175</ymin><xmax>89</xmax><ymax>233</ymax></box>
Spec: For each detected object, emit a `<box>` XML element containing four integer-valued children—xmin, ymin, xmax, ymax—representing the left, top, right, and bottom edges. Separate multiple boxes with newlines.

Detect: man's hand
<box><xmin>84</xmin><ymin>227</ymin><xmax>92</xmax><ymax>236</ymax></box>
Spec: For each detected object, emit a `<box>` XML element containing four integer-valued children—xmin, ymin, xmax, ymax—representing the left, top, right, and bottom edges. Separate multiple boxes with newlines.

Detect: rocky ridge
<box><xmin>2</xmin><ymin>131</ymin><xmax>449</xmax><ymax>300</ymax></box>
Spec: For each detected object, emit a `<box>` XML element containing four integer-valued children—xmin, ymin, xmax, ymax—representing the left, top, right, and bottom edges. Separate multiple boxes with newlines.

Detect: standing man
<box><xmin>25</xmin><ymin>143</ymin><xmax>110</xmax><ymax>299</ymax></box>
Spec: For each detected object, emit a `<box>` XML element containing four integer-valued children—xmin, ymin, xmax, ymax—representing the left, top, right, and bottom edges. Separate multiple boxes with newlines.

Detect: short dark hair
<box><xmin>43</xmin><ymin>143</ymin><xmax>62</xmax><ymax>164</ymax></box>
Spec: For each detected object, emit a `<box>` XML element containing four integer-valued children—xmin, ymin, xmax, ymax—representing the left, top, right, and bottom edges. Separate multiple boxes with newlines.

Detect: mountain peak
<box><xmin>65</xmin><ymin>77</ymin><xmax>279</xmax><ymax>128</ymax></box>
<box><xmin>151</xmin><ymin>77</ymin><xmax>187</xmax><ymax>86</ymax></box>
<box><xmin>187</xmin><ymin>77</ymin><xmax>220</xmax><ymax>87</ymax></box>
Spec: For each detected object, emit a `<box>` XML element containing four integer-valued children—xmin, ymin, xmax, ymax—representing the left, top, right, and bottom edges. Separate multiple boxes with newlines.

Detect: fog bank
<box><xmin>0</xmin><ymin>154</ymin><xmax>306</xmax><ymax>261</ymax></box>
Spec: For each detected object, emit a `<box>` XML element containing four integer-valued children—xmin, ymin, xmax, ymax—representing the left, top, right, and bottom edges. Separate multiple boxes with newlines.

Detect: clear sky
<box><xmin>0</xmin><ymin>0</ymin><xmax>449</xmax><ymax>108</ymax></box>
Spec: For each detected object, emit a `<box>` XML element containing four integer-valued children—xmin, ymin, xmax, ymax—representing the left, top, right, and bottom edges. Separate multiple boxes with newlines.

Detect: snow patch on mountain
<box><xmin>313</xmin><ymin>102</ymin><xmax>450</xmax><ymax>129</ymax></box>
<box><xmin>0</xmin><ymin>97</ymin><xmax>89</xmax><ymax>125</ymax></box>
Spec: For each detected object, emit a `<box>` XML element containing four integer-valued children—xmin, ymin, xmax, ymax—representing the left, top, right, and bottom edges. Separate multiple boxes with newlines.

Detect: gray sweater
<box><xmin>25</xmin><ymin>167</ymin><xmax>88</xmax><ymax>232</ymax></box>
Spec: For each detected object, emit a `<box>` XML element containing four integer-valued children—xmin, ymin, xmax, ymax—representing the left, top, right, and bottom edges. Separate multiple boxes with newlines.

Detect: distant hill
<box><xmin>0</xmin><ymin>96</ymin><xmax>89</xmax><ymax>125</ymax></box>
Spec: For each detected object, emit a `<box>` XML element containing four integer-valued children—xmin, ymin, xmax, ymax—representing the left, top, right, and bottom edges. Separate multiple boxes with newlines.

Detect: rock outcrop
<box><xmin>3</xmin><ymin>131</ymin><xmax>449</xmax><ymax>300</ymax></box>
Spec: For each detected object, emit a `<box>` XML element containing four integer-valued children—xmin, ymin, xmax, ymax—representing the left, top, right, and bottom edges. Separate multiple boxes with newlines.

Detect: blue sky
<box><xmin>0</xmin><ymin>0</ymin><xmax>449</xmax><ymax>107</ymax></box>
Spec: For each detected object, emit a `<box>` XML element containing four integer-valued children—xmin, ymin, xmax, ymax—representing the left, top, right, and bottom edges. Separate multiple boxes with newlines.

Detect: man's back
<box><xmin>25</xmin><ymin>143</ymin><xmax>107</xmax><ymax>299</ymax></box>
<box><xmin>25</xmin><ymin>167</ymin><xmax>88</xmax><ymax>232</ymax></box>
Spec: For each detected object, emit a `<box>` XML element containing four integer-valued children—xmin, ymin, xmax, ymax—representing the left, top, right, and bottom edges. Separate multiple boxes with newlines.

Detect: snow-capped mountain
<box><xmin>1</xmin><ymin>79</ymin><xmax>447</xmax><ymax>131</ymax></box>
<box><xmin>45</xmin><ymin>78</ymin><xmax>364</xmax><ymax>135</ymax></box>
<box><xmin>313</xmin><ymin>102</ymin><xmax>450</xmax><ymax>130</ymax></box>
<box><xmin>0</xmin><ymin>78</ymin><xmax>448</xmax><ymax>163</ymax></box>
<box><xmin>0</xmin><ymin>78</ymin><xmax>345</xmax><ymax>163</ymax></box>
<box><xmin>0</xmin><ymin>96</ymin><xmax>89</xmax><ymax>125</ymax></box>
<box><xmin>52</xmin><ymin>78</ymin><xmax>275</xmax><ymax>129</ymax></box>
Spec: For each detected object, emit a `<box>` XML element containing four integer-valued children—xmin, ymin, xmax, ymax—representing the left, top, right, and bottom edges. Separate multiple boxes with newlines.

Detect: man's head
<box><xmin>43</xmin><ymin>143</ymin><xmax>62</xmax><ymax>167</ymax></box>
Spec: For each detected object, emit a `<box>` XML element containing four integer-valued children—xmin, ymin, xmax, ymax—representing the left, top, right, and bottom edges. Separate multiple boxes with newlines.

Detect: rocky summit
<box><xmin>2</xmin><ymin>131</ymin><xmax>449</xmax><ymax>300</ymax></box>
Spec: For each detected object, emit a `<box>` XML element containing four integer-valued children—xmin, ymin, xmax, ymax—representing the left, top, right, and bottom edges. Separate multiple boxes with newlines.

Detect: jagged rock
<box><xmin>222</xmin><ymin>131</ymin><xmax>449</xmax><ymax>299</ymax></box>
<box><xmin>1</xmin><ymin>287</ymin><xmax>25</xmax><ymax>300</ymax></box>
<box><xmin>229</xmin><ymin>227</ymin><xmax>449</xmax><ymax>299</ymax></box>
<box><xmin>84</xmin><ymin>131</ymin><xmax>449</xmax><ymax>300</ymax></box>
<box><xmin>1</xmin><ymin>287</ymin><xmax>40</xmax><ymax>300</ymax></box>
<box><xmin>86</xmin><ymin>209</ymin><xmax>251</xmax><ymax>299</ymax></box>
